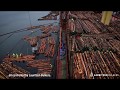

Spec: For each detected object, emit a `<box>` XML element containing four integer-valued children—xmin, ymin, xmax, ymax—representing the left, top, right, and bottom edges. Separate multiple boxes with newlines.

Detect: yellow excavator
<box><xmin>101</xmin><ymin>11</ymin><xmax>113</xmax><ymax>25</ymax></box>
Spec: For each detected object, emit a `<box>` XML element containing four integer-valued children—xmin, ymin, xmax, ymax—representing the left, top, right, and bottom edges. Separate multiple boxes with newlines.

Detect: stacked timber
<box><xmin>24</xmin><ymin>36</ymin><xmax>38</xmax><ymax>47</ymax></box>
<box><xmin>27</xmin><ymin>59</ymin><xmax>52</xmax><ymax>74</ymax></box>
<box><xmin>74</xmin><ymin>19</ymin><xmax>84</xmax><ymax>33</ymax></box>
<box><xmin>67</xmin><ymin>11</ymin><xmax>120</xmax><ymax>79</ymax></box>
<box><xmin>72</xmin><ymin>51</ymin><xmax>120</xmax><ymax>79</ymax></box>
<box><xmin>38</xmin><ymin>11</ymin><xmax>59</xmax><ymax>20</ymax></box>
<box><xmin>48</xmin><ymin>37</ymin><xmax>55</xmax><ymax>45</ymax></box>
<box><xmin>3</xmin><ymin>55</ymin><xmax>35</xmax><ymax>62</ymax></box>
<box><xmin>40</xmin><ymin>25</ymin><xmax>53</xmax><ymax>33</ymax></box>
<box><xmin>38</xmin><ymin>38</ymin><xmax>47</xmax><ymax>54</ymax></box>
<box><xmin>67</xmin><ymin>19</ymin><xmax>75</xmax><ymax>32</ymax></box>
<box><xmin>74</xmin><ymin>36</ymin><xmax>120</xmax><ymax>53</ymax></box>
<box><xmin>0</xmin><ymin>62</ymin><xmax>29</xmax><ymax>79</ymax></box>
<box><xmin>52</xmin><ymin>26</ymin><xmax>59</xmax><ymax>33</ymax></box>
<box><xmin>44</xmin><ymin>37</ymin><xmax>55</xmax><ymax>57</ymax></box>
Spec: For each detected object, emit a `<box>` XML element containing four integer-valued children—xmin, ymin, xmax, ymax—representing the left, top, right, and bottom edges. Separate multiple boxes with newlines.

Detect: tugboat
<box><xmin>32</xmin><ymin>42</ymin><xmax>38</xmax><ymax>54</ymax></box>
<box><xmin>23</xmin><ymin>36</ymin><xmax>39</xmax><ymax>55</ymax></box>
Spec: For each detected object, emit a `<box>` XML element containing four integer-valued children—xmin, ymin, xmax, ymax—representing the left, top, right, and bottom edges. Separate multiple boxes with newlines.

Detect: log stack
<box><xmin>38</xmin><ymin>38</ymin><xmax>47</xmax><ymax>54</ymax></box>
<box><xmin>67</xmin><ymin>11</ymin><xmax>120</xmax><ymax>79</ymax></box>
<box><xmin>27</xmin><ymin>59</ymin><xmax>52</xmax><ymax>74</ymax></box>
<box><xmin>44</xmin><ymin>37</ymin><xmax>56</xmax><ymax>57</ymax></box>
<box><xmin>72</xmin><ymin>51</ymin><xmax>120</xmax><ymax>79</ymax></box>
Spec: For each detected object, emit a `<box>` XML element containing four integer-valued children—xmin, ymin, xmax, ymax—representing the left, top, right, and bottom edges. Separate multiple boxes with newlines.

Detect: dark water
<box><xmin>0</xmin><ymin>11</ymin><xmax>59</xmax><ymax>77</ymax></box>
